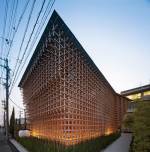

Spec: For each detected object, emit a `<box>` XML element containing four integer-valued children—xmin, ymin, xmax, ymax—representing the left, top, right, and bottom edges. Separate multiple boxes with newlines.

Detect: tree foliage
<box><xmin>10</xmin><ymin>107</ymin><xmax>15</xmax><ymax>138</ymax></box>
<box><xmin>131</xmin><ymin>101</ymin><xmax>150</xmax><ymax>152</ymax></box>
<box><xmin>122</xmin><ymin>113</ymin><xmax>134</xmax><ymax>131</ymax></box>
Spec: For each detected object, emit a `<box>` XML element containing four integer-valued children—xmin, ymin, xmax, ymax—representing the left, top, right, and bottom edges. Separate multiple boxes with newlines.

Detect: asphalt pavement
<box><xmin>0</xmin><ymin>128</ymin><xmax>12</xmax><ymax>152</ymax></box>
<box><xmin>101</xmin><ymin>133</ymin><xmax>132</xmax><ymax>152</ymax></box>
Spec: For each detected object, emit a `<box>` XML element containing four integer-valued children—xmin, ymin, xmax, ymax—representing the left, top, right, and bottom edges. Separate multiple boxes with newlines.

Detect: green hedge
<box><xmin>130</xmin><ymin>101</ymin><xmax>150</xmax><ymax>152</ymax></box>
<box><xmin>16</xmin><ymin>132</ymin><xmax>120</xmax><ymax>152</ymax></box>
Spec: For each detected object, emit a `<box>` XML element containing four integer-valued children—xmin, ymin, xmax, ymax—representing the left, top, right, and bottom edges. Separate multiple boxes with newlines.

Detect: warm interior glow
<box><xmin>144</xmin><ymin>90</ymin><xmax>150</xmax><ymax>96</ymax></box>
<box><xmin>32</xmin><ymin>130</ymin><xmax>39</xmax><ymax>137</ymax></box>
<box><xmin>127</xmin><ymin>93</ymin><xmax>141</xmax><ymax>100</ymax></box>
<box><xmin>31</xmin><ymin>129</ymin><xmax>112</xmax><ymax>145</ymax></box>
<box><xmin>105</xmin><ymin>128</ymin><xmax>113</xmax><ymax>135</ymax></box>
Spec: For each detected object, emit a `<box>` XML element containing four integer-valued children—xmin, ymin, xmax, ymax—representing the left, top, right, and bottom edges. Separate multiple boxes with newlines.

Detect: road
<box><xmin>0</xmin><ymin>128</ymin><xmax>12</xmax><ymax>152</ymax></box>
<box><xmin>101</xmin><ymin>133</ymin><xmax>132</xmax><ymax>152</ymax></box>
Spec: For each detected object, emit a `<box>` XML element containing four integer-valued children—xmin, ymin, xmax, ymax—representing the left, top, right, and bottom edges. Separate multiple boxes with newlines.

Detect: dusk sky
<box><xmin>0</xmin><ymin>0</ymin><xmax>150</xmax><ymax>124</ymax></box>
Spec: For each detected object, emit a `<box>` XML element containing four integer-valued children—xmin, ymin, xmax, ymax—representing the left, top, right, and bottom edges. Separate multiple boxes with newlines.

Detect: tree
<box><xmin>131</xmin><ymin>101</ymin><xmax>150</xmax><ymax>152</ymax></box>
<box><xmin>122</xmin><ymin>113</ymin><xmax>134</xmax><ymax>131</ymax></box>
<box><xmin>10</xmin><ymin>107</ymin><xmax>15</xmax><ymax>138</ymax></box>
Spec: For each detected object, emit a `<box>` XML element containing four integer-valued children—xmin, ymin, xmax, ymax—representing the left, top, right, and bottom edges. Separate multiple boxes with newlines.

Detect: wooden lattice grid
<box><xmin>19</xmin><ymin>11</ymin><xmax>129</xmax><ymax>146</ymax></box>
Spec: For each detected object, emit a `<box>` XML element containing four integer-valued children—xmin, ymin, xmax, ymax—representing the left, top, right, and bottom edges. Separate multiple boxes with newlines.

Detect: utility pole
<box><xmin>0</xmin><ymin>57</ymin><xmax>10</xmax><ymax>140</ymax></box>
<box><xmin>19</xmin><ymin>111</ymin><xmax>21</xmax><ymax>127</ymax></box>
<box><xmin>1</xmin><ymin>100</ymin><xmax>6</xmax><ymax>133</ymax></box>
<box><xmin>6</xmin><ymin>58</ymin><xmax>10</xmax><ymax>139</ymax></box>
<box><xmin>19</xmin><ymin>110</ymin><xmax>23</xmax><ymax>129</ymax></box>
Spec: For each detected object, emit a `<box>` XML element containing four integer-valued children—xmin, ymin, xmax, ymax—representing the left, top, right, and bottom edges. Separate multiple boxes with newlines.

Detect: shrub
<box><xmin>16</xmin><ymin>132</ymin><xmax>120</xmax><ymax>152</ymax></box>
<box><xmin>130</xmin><ymin>101</ymin><xmax>150</xmax><ymax>152</ymax></box>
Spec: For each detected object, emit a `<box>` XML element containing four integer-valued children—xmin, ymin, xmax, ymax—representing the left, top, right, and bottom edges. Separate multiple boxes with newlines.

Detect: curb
<box><xmin>8</xmin><ymin>140</ymin><xmax>20</xmax><ymax>152</ymax></box>
<box><xmin>9</xmin><ymin>139</ymin><xmax>29</xmax><ymax>152</ymax></box>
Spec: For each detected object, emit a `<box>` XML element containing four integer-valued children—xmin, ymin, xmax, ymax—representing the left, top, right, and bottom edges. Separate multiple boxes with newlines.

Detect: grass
<box><xmin>16</xmin><ymin>132</ymin><xmax>120</xmax><ymax>152</ymax></box>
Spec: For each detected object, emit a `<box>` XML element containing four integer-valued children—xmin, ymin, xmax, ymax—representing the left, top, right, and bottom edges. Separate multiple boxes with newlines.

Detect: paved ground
<box><xmin>0</xmin><ymin>128</ymin><xmax>12</xmax><ymax>152</ymax></box>
<box><xmin>101</xmin><ymin>133</ymin><xmax>132</xmax><ymax>152</ymax></box>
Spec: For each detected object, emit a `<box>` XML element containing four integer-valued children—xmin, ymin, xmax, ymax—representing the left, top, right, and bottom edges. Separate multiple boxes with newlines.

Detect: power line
<box><xmin>9</xmin><ymin>97</ymin><xmax>24</xmax><ymax>110</ymax></box>
<box><xmin>17</xmin><ymin>0</ymin><xmax>47</xmax><ymax>67</ymax></box>
<box><xmin>15</xmin><ymin>0</ymin><xmax>47</xmax><ymax>67</ymax></box>
<box><xmin>0</xmin><ymin>0</ymin><xmax>9</xmax><ymax>85</ymax></box>
<box><xmin>6</xmin><ymin>0</ymin><xmax>19</xmax><ymax>57</ymax></box>
<box><xmin>9</xmin><ymin>0</ymin><xmax>54</xmax><ymax>94</ymax></box>
<box><xmin>6</xmin><ymin>0</ymin><xmax>15</xmax><ymax>53</ymax></box>
<box><xmin>4</xmin><ymin>0</ymin><xmax>30</xmax><ymax>90</ymax></box>
<box><xmin>24</xmin><ymin>0</ymin><xmax>55</xmax><ymax>67</ymax></box>
<box><xmin>1</xmin><ymin>0</ymin><xmax>8</xmax><ymax>58</ymax></box>
<box><xmin>10</xmin><ymin>0</ymin><xmax>55</xmax><ymax>93</ymax></box>
<box><xmin>9</xmin><ymin>0</ymin><xmax>37</xmax><ymax>93</ymax></box>
<box><xmin>6</xmin><ymin>0</ymin><xmax>30</xmax><ymax>58</ymax></box>
<box><xmin>27</xmin><ymin>0</ymin><xmax>55</xmax><ymax>59</ymax></box>
<box><xmin>12</xmin><ymin>0</ymin><xmax>36</xmax><ymax>63</ymax></box>
<box><xmin>1</xmin><ymin>0</ymin><xmax>18</xmax><ymax>86</ymax></box>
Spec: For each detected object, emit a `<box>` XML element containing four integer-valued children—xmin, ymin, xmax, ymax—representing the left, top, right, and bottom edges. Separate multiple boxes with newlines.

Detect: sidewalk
<box><xmin>0</xmin><ymin>128</ymin><xmax>12</xmax><ymax>152</ymax></box>
<box><xmin>101</xmin><ymin>133</ymin><xmax>132</xmax><ymax>152</ymax></box>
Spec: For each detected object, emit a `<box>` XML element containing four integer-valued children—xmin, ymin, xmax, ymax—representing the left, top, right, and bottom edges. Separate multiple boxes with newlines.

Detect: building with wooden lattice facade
<box><xmin>19</xmin><ymin>10</ymin><xmax>129</xmax><ymax>145</ymax></box>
